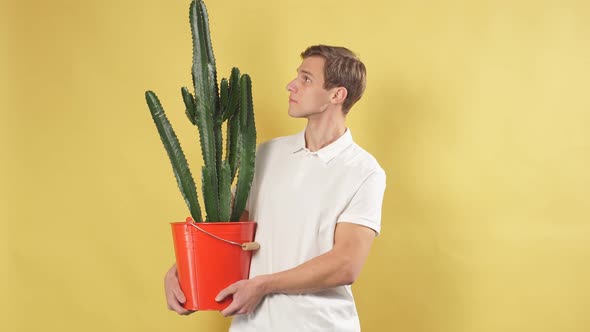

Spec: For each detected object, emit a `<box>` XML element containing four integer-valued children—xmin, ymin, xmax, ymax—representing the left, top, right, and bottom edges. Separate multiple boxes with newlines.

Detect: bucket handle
<box><xmin>186</xmin><ymin>220</ymin><xmax>260</xmax><ymax>251</ymax></box>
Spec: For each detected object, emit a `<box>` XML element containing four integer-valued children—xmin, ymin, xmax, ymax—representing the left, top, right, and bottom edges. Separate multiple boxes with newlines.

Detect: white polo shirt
<box><xmin>230</xmin><ymin>128</ymin><xmax>386</xmax><ymax>332</ymax></box>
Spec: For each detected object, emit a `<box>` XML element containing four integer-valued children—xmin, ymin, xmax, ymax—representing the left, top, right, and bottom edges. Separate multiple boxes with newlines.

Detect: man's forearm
<box><xmin>254</xmin><ymin>223</ymin><xmax>375</xmax><ymax>296</ymax></box>
<box><xmin>215</xmin><ymin>223</ymin><xmax>375</xmax><ymax>316</ymax></box>
<box><xmin>256</xmin><ymin>249</ymin><xmax>355</xmax><ymax>295</ymax></box>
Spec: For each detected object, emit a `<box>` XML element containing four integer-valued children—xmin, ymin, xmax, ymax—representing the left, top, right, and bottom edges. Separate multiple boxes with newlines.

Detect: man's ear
<box><xmin>331</xmin><ymin>87</ymin><xmax>348</xmax><ymax>105</ymax></box>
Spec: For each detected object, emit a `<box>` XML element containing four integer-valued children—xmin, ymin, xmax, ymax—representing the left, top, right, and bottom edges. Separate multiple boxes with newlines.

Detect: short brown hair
<box><xmin>301</xmin><ymin>45</ymin><xmax>367</xmax><ymax>114</ymax></box>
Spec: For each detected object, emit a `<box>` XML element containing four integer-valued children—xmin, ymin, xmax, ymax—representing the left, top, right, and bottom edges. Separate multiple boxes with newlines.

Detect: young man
<box><xmin>164</xmin><ymin>45</ymin><xmax>387</xmax><ymax>331</ymax></box>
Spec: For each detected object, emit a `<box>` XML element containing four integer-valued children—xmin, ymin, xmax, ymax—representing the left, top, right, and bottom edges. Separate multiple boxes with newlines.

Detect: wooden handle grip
<box><xmin>241</xmin><ymin>242</ymin><xmax>260</xmax><ymax>251</ymax></box>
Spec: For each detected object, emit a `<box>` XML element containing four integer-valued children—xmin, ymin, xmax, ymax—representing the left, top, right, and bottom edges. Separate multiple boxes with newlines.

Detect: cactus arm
<box><xmin>231</xmin><ymin>74</ymin><xmax>256</xmax><ymax>221</ymax></box>
<box><xmin>219</xmin><ymin>77</ymin><xmax>231</xmax><ymax>192</ymax></box>
<box><xmin>190</xmin><ymin>0</ymin><xmax>220</xmax><ymax>221</ymax></box>
<box><xmin>197</xmin><ymin>0</ymin><xmax>219</xmax><ymax>112</ymax></box>
<box><xmin>214</xmin><ymin>118</ymin><xmax>223</xmax><ymax>208</ymax></box>
<box><xmin>193</xmin><ymin>0</ymin><xmax>220</xmax><ymax>119</ymax></box>
<box><xmin>216</xmin><ymin>78</ymin><xmax>238</xmax><ymax>222</ymax></box>
<box><xmin>218</xmin><ymin>160</ymin><xmax>232</xmax><ymax>221</ymax></box>
<box><xmin>193</xmin><ymin>95</ymin><xmax>219</xmax><ymax>221</ymax></box>
<box><xmin>225</xmin><ymin>68</ymin><xmax>241</xmax><ymax>121</ymax></box>
<box><xmin>227</xmin><ymin>111</ymin><xmax>240</xmax><ymax>183</ymax></box>
<box><xmin>206</xmin><ymin>4</ymin><xmax>222</xmax><ymax>196</ymax></box>
<box><xmin>219</xmin><ymin>78</ymin><xmax>229</xmax><ymax>118</ymax></box>
<box><xmin>190</xmin><ymin>0</ymin><xmax>218</xmax><ymax>111</ymax></box>
<box><xmin>201</xmin><ymin>165</ymin><xmax>218</xmax><ymax>221</ymax></box>
<box><xmin>189</xmin><ymin>0</ymin><xmax>217</xmax><ymax>162</ymax></box>
<box><xmin>226</xmin><ymin>68</ymin><xmax>241</xmax><ymax>181</ymax></box>
<box><xmin>145</xmin><ymin>90</ymin><xmax>203</xmax><ymax>222</ymax></box>
<box><xmin>181</xmin><ymin>87</ymin><xmax>197</xmax><ymax>126</ymax></box>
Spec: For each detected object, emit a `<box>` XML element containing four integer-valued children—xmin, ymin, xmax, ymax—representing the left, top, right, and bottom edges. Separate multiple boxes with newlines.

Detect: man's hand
<box><xmin>164</xmin><ymin>263</ymin><xmax>196</xmax><ymax>315</ymax></box>
<box><xmin>216</xmin><ymin>277</ymin><xmax>268</xmax><ymax>317</ymax></box>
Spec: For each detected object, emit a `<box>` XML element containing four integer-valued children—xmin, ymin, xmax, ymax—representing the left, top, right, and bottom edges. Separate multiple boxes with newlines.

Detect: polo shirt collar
<box><xmin>291</xmin><ymin>127</ymin><xmax>354</xmax><ymax>164</ymax></box>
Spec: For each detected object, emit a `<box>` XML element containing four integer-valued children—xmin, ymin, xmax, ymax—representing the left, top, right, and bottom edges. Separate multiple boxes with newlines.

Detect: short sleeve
<box><xmin>337</xmin><ymin>168</ymin><xmax>387</xmax><ymax>236</ymax></box>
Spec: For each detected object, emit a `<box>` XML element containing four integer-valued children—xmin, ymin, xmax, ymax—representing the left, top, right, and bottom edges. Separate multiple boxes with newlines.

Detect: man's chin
<box><xmin>288</xmin><ymin>107</ymin><xmax>312</xmax><ymax>119</ymax></box>
<box><xmin>288</xmin><ymin>109</ymin><xmax>302</xmax><ymax>118</ymax></box>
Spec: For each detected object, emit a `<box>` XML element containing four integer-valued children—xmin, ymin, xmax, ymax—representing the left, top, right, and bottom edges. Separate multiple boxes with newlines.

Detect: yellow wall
<box><xmin>2</xmin><ymin>0</ymin><xmax>589</xmax><ymax>331</ymax></box>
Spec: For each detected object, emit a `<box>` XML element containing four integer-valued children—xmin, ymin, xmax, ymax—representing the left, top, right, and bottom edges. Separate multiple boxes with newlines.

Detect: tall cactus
<box><xmin>145</xmin><ymin>0</ymin><xmax>256</xmax><ymax>223</ymax></box>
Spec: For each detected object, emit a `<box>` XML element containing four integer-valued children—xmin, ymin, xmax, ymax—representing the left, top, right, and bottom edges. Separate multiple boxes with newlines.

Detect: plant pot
<box><xmin>170</xmin><ymin>218</ymin><xmax>257</xmax><ymax>311</ymax></box>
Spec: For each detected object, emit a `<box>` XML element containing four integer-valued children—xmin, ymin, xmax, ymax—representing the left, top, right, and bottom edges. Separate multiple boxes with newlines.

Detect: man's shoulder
<box><xmin>342</xmin><ymin>142</ymin><xmax>386</xmax><ymax>177</ymax></box>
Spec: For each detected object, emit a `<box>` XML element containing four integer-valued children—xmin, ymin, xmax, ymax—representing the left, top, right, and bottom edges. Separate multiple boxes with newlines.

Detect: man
<box><xmin>164</xmin><ymin>45</ymin><xmax>387</xmax><ymax>331</ymax></box>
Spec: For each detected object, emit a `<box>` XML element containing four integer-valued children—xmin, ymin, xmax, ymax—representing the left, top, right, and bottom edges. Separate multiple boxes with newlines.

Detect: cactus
<box><xmin>145</xmin><ymin>0</ymin><xmax>256</xmax><ymax>223</ymax></box>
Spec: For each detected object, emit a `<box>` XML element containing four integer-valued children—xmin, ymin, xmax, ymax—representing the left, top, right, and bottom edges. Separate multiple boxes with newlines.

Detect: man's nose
<box><xmin>286</xmin><ymin>80</ymin><xmax>297</xmax><ymax>92</ymax></box>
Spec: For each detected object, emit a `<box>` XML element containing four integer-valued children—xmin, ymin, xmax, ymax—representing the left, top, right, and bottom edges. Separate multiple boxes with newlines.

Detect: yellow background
<box><xmin>1</xmin><ymin>0</ymin><xmax>589</xmax><ymax>331</ymax></box>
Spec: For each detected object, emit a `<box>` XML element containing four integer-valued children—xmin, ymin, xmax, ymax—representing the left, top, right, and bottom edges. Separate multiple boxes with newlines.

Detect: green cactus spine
<box><xmin>146</xmin><ymin>0</ymin><xmax>256</xmax><ymax>223</ymax></box>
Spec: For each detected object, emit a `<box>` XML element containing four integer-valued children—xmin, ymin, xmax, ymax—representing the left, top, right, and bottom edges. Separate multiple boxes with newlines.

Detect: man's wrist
<box><xmin>254</xmin><ymin>274</ymin><xmax>275</xmax><ymax>296</ymax></box>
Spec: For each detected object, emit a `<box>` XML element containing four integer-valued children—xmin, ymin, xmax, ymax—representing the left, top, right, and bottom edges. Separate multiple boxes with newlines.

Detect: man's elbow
<box><xmin>340</xmin><ymin>274</ymin><xmax>355</xmax><ymax>286</ymax></box>
<box><xmin>339</xmin><ymin>259</ymin><xmax>362</xmax><ymax>286</ymax></box>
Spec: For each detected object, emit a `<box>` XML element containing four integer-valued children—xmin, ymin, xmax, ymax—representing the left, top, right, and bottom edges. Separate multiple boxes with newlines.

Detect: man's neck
<box><xmin>304</xmin><ymin>111</ymin><xmax>347</xmax><ymax>152</ymax></box>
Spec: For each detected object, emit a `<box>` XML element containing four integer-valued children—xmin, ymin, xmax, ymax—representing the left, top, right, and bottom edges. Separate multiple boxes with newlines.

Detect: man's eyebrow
<box><xmin>298</xmin><ymin>69</ymin><xmax>315</xmax><ymax>78</ymax></box>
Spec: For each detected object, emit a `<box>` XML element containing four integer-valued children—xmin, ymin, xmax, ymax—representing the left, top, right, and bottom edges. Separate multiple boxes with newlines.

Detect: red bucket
<box><xmin>171</xmin><ymin>218</ymin><xmax>257</xmax><ymax>311</ymax></box>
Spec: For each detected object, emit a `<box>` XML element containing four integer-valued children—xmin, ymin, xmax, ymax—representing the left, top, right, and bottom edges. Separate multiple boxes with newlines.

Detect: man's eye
<box><xmin>303</xmin><ymin>76</ymin><xmax>311</xmax><ymax>82</ymax></box>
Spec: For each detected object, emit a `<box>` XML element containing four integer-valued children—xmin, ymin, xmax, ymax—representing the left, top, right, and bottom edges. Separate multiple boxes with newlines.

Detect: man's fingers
<box><xmin>164</xmin><ymin>263</ymin><xmax>194</xmax><ymax>315</ymax></box>
<box><xmin>173</xmin><ymin>286</ymin><xmax>186</xmax><ymax>303</ymax></box>
<box><xmin>216</xmin><ymin>284</ymin><xmax>234</xmax><ymax>302</ymax></box>
<box><xmin>215</xmin><ymin>290</ymin><xmax>227</xmax><ymax>302</ymax></box>
<box><xmin>221</xmin><ymin>302</ymin><xmax>238</xmax><ymax>317</ymax></box>
<box><xmin>167</xmin><ymin>295</ymin><xmax>191</xmax><ymax>315</ymax></box>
